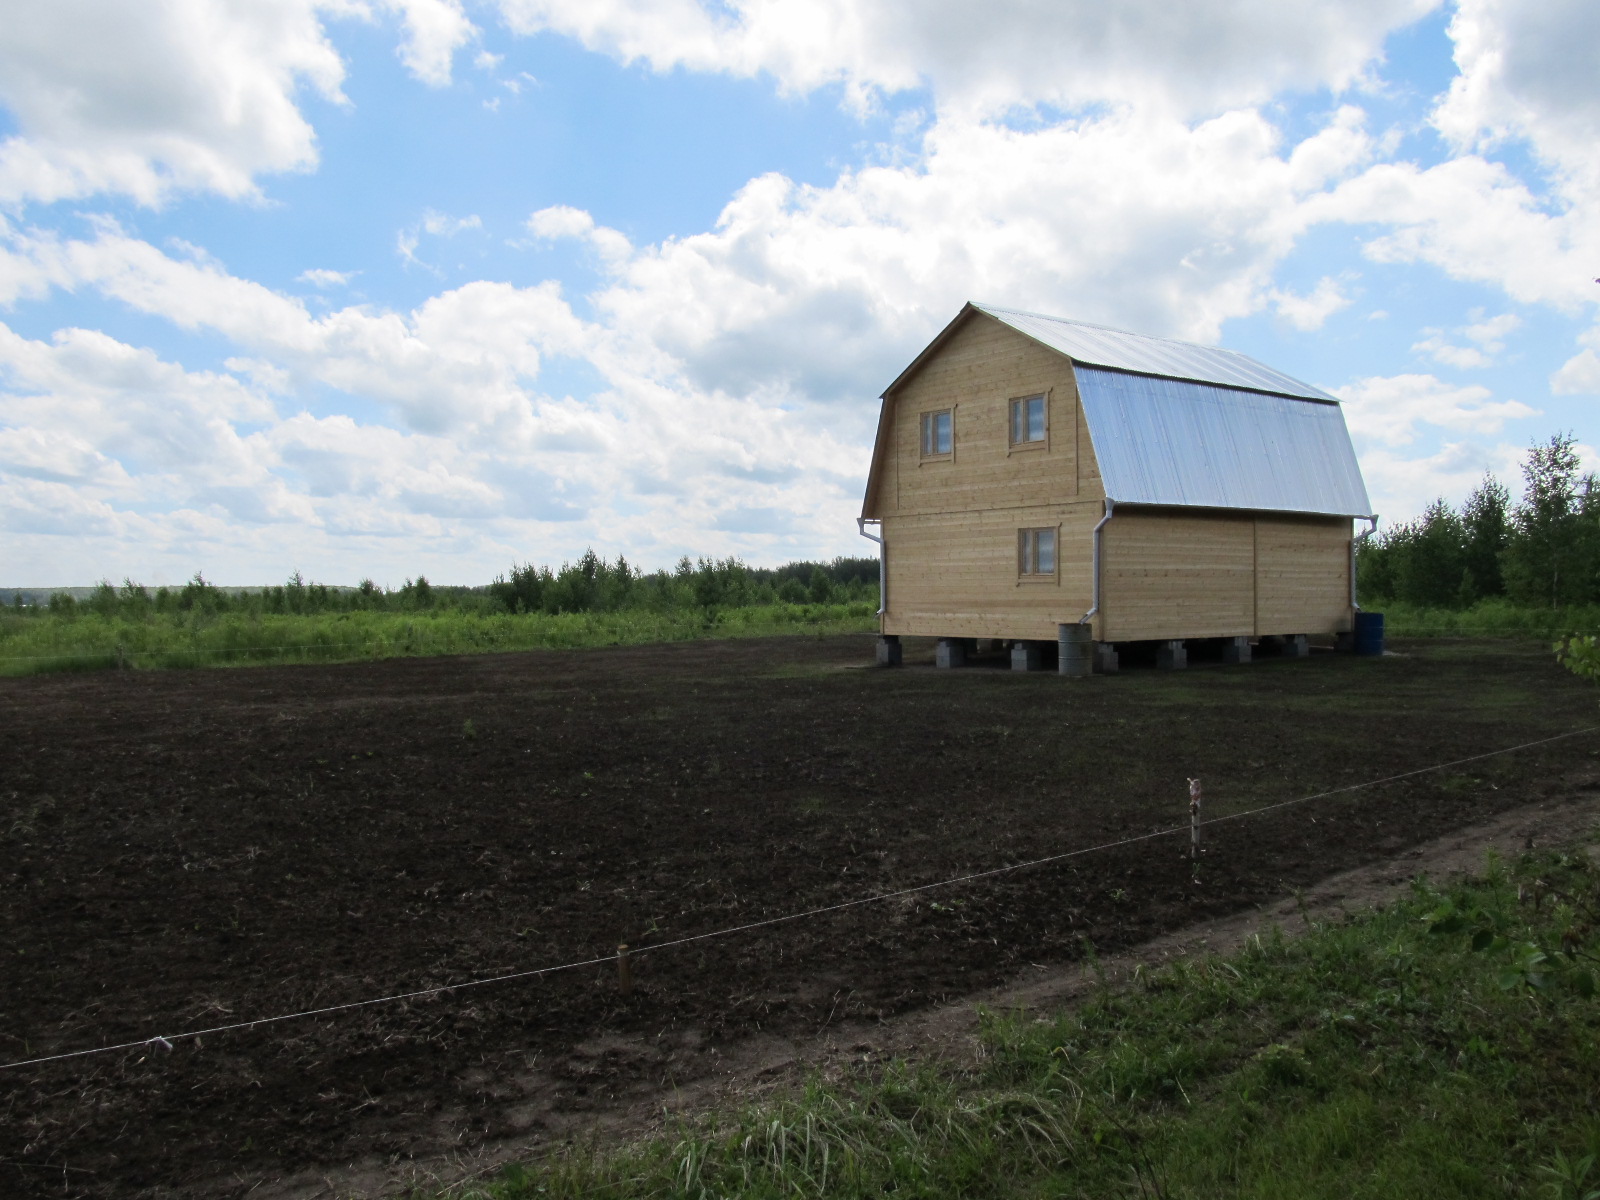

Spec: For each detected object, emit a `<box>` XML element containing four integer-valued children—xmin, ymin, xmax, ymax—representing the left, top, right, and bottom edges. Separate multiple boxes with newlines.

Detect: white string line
<box><xmin>2</xmin><ymin>723</ymin><xmax>1594</xmax><ymax>1073</ymax></box>
<box><xmin>1198</xmin><ymin>725</ymin><xmax>1600</xmax><ymax>827</ymax></box>
<box><xmin>0</xmin><ymin>953</ymin><xmax>623</xmax><ymax>1071</ymax></box>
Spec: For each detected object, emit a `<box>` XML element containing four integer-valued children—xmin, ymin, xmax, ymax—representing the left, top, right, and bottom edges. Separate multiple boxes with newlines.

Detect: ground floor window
<box><xmin>1018</xmin><ymin>527</ymin><xmax>1057</xmax><ymax>577</ymax></box>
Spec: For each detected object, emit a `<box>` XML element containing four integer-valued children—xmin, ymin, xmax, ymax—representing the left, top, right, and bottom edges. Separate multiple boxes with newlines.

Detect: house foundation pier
<box><xmin>1011</xmin><ymin>641</ymin><xmax>1044</xmax><ymax>672</ymax></box>
<box><xmin>935</xmin><ymin>638</ymin><xmax>969</xmax><ymax>669</ymax></box>
<box><xmin>1156</xmin><ymin>640</ymin><xmax>1188</xmax><ymax>670</ymax></box>
<box><xmin>876</xmin><ymin>635</ymin><xmax>902</xmax><ymax>666</ymax></box>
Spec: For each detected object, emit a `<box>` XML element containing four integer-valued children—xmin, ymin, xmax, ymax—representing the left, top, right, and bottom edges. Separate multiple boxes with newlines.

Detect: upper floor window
<box><xmin>1019</xmin><ymin>527</ymin><xmax>1057</xmax><ymax>577</ymax></box>
<box><xmin>920</xmin><ymin>409</ymin><xmax>953</xmax><ymax>458</ymax></box>
<box><xmin>1010</xmin><ymin>394</ymin><xmax>1047</xmax><ymax>446</ymax></box>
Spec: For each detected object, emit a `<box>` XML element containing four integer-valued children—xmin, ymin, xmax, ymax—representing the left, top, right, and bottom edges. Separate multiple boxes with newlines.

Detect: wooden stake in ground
<box><xmin>1188</xmin><ymin>777</ymin><xmax>1202</xmax><ymax>862</ymax></box>
<box><xmin>617</xmin><ymin>943</ymin><xmax>633</xmax><ymax>997</ymax></box>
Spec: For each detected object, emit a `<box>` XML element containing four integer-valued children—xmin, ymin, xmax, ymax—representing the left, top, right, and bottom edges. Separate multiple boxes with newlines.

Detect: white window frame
<box><xmin>1018</xmin><ymin>526</ymin><xmax>1058</xmax><ymax>581</ymax></box>
<box><xmin>919</xmin><ymin>408</ymin><xmax>954</xmax><ymax>460</ymax></box>
<box><xmin>1008</xmin><ymin>392</ymin><xmax>1049</xmax><ymax>451</ymax></box>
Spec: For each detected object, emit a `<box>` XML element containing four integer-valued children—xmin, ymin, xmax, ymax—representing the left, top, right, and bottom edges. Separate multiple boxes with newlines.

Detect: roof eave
<box><xmin>1102</xmin><ymin>497</ymin><xmax>1377</xmax><ymax>521</ymax></box>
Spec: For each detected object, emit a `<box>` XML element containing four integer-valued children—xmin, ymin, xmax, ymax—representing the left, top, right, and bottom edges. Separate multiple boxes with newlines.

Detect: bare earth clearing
<box><xmin>3</xmin><ymin>635</ymin><xmax>1598</xmax><ymax>1198</ymax></box>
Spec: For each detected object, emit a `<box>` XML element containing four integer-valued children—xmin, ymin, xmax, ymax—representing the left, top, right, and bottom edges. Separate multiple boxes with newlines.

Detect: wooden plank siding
<box><xmin>1255</xmin><ymin>514</ymin><xmax>1354</xmax><ymax>635</ymax></box>
<box><xmin>875</xmin><ymin>313</ymin><xmax>1104</xmax><ymax>640</ymax></box>
<box><xmin>881</xmin><ymin>504</ymin><xmax>1099</xmax><ymax>639</ymax></box>
<box><xmin>1100</xmin><ymin>508</ymin><xmax>1353</xmax><ymax>641</ymax></box>
<box><xmin>888</xmin><ymin>315</ymin><xmax>1093</xmax><ymax>518</ymax></box>
<box><xmin>1101</xmin><ymin>510</ymin><xmax>1255</xmax><ymax>640</ymax></box>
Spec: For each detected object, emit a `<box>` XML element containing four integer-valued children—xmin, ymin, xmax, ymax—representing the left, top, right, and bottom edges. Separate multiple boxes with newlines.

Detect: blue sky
<box><xmin>1</xmin><ymin>0</ymin><xmax>1597</xmax><ymax>586</ymax></box>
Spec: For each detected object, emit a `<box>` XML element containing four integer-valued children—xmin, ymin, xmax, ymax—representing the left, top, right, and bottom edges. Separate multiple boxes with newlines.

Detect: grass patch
<box><xmin>451</xmin><ymin>843</ymin><xmax>1600</xmax><ymax>1200</ymax></box>
<box><xmin>0</xmin><ymin>603</ymin><xmax>879</xmax><ymax>677</ymax></box>
<box><xmin>1379</xmin><ymin>599</ymin><xmax>1600</xmax><ymax>640</ymax></box>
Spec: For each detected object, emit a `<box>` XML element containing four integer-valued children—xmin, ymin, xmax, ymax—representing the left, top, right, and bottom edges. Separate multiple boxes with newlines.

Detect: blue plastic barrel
<box><xmin>1353</xmin><ymin>611</ymin><xmax>1385</xmax><ymax>656</ymax></box>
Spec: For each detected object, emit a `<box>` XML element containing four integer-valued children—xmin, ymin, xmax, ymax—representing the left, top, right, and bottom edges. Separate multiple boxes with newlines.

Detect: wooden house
<box><xmin>858</xmin><ymin>303</ymin><xmax>1375</xmax><ymax>672</ymax></box>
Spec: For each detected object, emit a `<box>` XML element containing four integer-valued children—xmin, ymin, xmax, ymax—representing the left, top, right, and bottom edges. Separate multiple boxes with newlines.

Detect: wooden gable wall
<box><xmin>873</xmin><ymin>312</ymin><xmax>1107</xmax><ymax>640</ymax></box>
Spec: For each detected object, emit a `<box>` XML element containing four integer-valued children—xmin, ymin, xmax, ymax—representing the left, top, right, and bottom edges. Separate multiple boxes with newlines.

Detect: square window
<box><xmin>1010</xmin><ymin>394</ymin><xmax>1047</xmax><ymax>445</ymax></box>
<box><xmin>920</xmin><ymin>409</ymin><xmax>952</xmax><ymax>457</ymax></box>
<box><xmin>1019</xmin><ymin>527</ymin><xmax>1056</xmax><ymax>576</ymax></box>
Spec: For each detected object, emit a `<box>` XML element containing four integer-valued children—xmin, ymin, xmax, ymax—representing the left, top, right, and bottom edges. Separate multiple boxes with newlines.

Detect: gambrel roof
<box><xmin>865</xmin><ymin>302</ymin><xmax>1373</xmax><ymax>520</ymax></box>
<box><xmin>962</xmin><ymin>304</ymin><xmax>1336</xmax><ymax>401</ymax></box>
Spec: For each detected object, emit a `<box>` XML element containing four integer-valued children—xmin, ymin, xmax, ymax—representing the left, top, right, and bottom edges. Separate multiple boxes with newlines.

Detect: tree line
<box><xmin>7</xmin><ymin>554</ymin><xmax>881</xmax><ymax>619</ymax></box>
<box><xmin>1358</xmin><ymin>433</ymin><xmax>1600</xmax><ymax>609</ymax></box>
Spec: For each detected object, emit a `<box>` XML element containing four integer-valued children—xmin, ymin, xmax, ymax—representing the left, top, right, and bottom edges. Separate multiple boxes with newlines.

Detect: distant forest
<box><xmin>20</xmin><ymin>429</ymin><xmax>1600</xmax><ymax>622</ymax></box>
<box><xmin>1358</xmin><ymin>433</ymin><xmax>1600</xmax><ymax>610</ymax></box>
<box><xmin>4</xmin><ymin>555</ymin><xmax>882</xmax><ymax>619</ymax></box>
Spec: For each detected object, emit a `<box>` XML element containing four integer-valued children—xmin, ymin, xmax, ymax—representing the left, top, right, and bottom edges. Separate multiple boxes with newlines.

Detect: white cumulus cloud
<box><xmin>1411</xmin><ymin>309</ymin><xmax>1522</xmax><ymax>369</ymax></box>
<box><xmin>297</xmin><ymin>267</ymin><xmax>355</xmax><ymax>289</ymax></box>
<box><xmin>572</xmin><ymin>106</ymin><xmax>1378</xmax><ymax>405</ymax></box>
<box><xmin>492</xmin><ymin>0</ymin><xmax>1437</xmax><ymax>116</ymax></box>
<box><xmin>1433</xmin><ymin>0</ymin><xmax>1600</xmax><ymax>181</ymax></box>
<box><xmin>0</xmin><ymin>0</ymin><xmax>480</xmax><ymax>208</ymax></box>
<box><xmin>1269</xmin><ymin>276</ymin><xmax>1355</xmax><ymax>331</ymax></box>
<box><xmin>1358</xmin><ymin>438</ymin><xmax>1526</xmax><ymax>526</ymax></box>
<box><xmin>0</xmin><ymin>0</ymin><xmax>348</xmax><ymax>206</ymax></box>
<box><xmin>1552</xmin><ymin>324</ymin><xmax>1600</xmax><ymax>396</ymax></box>
<box><xmin>1333</xmin><ymin>372</ymin><xmax>1537</xmax><ymax>448</ymax></box>
<box><xmin>379</xmin><ymin>0</ymin><xmax>476</xmax><ymax>87</ymax></box>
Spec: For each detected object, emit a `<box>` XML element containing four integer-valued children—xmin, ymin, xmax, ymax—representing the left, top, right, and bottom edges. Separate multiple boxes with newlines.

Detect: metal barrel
<box><xmin>1058</xmin><ymin>623</ymin><xmax>1092</xmax><ymax>677</ymax></box>
<box><xmin>1353</xmin><ymin>610</ymin><xmax>1385</xmax><ymax>656</ymax></box>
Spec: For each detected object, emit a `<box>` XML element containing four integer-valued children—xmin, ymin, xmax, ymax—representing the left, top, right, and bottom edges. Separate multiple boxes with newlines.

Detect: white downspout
<box><xmin>1351</xmin><ymin>515</ymin><xmax>1378</xmax><ymax>611</ymax></box>
<box><xmin>1078</xmin><ymin>498</ymin><xmax>1115</xmax><ymax>627</ymax></box>
<box><xmin>857</xmin><ymin>517</ymin><xmax>886</xmax><ymax>616</ymax></box>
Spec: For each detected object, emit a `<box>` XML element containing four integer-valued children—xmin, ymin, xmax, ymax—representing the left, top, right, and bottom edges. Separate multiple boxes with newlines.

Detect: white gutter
<box><xmin>857</xmin><ymin>517</ymin><xmax>886</xmax><ymax>615</ymax></box>
<box><xmin>1352</xmin><ymin>514</ymin><xmax>1378</xmax><ymax>611</ymax></box>
<box><xmin>1078</xmin><ymin>498</ymin><xmax>1115</xmax><ymax>626</ymax></box>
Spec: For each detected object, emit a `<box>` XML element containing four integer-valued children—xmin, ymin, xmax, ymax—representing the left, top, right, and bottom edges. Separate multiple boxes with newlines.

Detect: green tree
<box><xmin>1504</xmin><ymin>433</ymin><xmax>1584</xmax><ymax>608</ymax></box>
<box><xmin>1573</xmin><ymin>475</ymin><xmax>1600</xmax><ymax>605</ymax></box>
<box><xmin>284</xmin><ymin>569</ymin><xmax>309</xmax><ymax>614</ymax></box>
<box><xmin>1385</xmin><ymin>500</ymin><xmax>1467</xmax><ymax>608</ymax></box>
<box><xmin>1354</xmin><ymin>528</ymin><xmax>1395</xmax><ymax>602</ymax></box>
<box><xmin>1460</xmin><ymin>473</ymin><xmax>1510</xmax><ymax>602</ymax></box>
<box><xmin>807</xmin><ymin>565</ymin><xmax>834</xmax><ymax>604</ymax></box>
<box><xmin>89</xmin><ymin>580</ymin><xmax>119</xmax><ymax>617</ymax></box>
<box><xmin>177</xmin><ymin>571</ymin><xmax>224</xmax><ymax>614</ymax></box>
<box><xmin>401</xmin><ymin>574</ymin><xmax>435</xmax><ymax>610</ymax></box>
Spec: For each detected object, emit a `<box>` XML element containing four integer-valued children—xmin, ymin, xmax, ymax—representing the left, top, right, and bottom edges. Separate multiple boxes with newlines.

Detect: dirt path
<box><xmin>282</xmin><ymin>789</ymin><xmax>1600</xmax><ymax>1200</ymax></box>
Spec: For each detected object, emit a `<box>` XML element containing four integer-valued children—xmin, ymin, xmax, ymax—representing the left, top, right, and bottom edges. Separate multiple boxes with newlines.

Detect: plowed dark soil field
<box><xmin>3</xmin><ymin>634</ymin><xmax>1598</xmax><ymax>1198</ymax></box>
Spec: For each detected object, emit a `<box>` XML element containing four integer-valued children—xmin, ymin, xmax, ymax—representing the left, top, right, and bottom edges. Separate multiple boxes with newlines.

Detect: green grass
<box><xmin>447</xmin><ymin>844</ymin><xmax>1600</xmax><ymax>1200</ymax></box>
<box><xmin>1378</xmin><ymin>598</ymin><xmax>1600</xmax><ymax>639</ymax></box>
<box><xmin>0</xmin><ymin>603</ymin><xmax>879</xmax><ymax>677</ymax></box>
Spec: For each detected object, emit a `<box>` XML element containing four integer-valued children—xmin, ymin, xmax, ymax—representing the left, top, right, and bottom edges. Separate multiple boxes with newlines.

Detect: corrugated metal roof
<box><xmin>975</xmin><ymin>303</ymin><xmax>1337</xmax><ymax>402</ymax></box>
<box><xmin>1076</xmin><ymin>367</ymin><xmax>1373</xmax><ymax>518</ymax></box>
